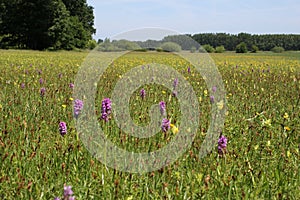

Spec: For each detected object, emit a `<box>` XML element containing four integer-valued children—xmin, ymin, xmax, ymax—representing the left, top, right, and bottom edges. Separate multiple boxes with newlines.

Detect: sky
<box><xmin>87</xmin><ymin>0</ymin><xmax>300</xmax><ymax>41</ymax></box>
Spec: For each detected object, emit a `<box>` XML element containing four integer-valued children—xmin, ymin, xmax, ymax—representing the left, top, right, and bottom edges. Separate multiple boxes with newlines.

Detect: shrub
<box><xmin>251</xmin><ymin>45</ymin><xmax>259</xmax><ymax>53</ymax></box>
<box><xmin>236</xmin><ymin>42</ymin><xmax>248</xmax><ymax>53</ymax></box>
<box><xmin>200</xmin><ymin>44</ymin><xmax>215</xmax><ymax>53</ymax></box>
<box><xmin>215</xmin><ymin>45</ymin><xmax>225</xmax><ymax>53</ymax></box>
<box><xmin>112</xmin><ymin>39</ymin><xmax>141</xmax><ymax>51</ymax></box>
<box><xmin>271</xmin><ymin>46</ymin><xmax>285</xmax><ymax>53</ymax></box>
<box><xmin>156</xmin><ymin>48</ymin><xmax>163</xmax><ymax>52</ymax></box>
<box><xmin>190</xmin><ymin>46</ymin><xmax>197</xmax><ymax>53</ymax></box>
<box><xmin>160</xmin><ymin>42</ymin><xmax>182</xmax><ymax>52</ymax></box>
<box><xmin>86</xmin><ymin>39</ymin><xmax>97</xmax><ymax>50</ymax></box>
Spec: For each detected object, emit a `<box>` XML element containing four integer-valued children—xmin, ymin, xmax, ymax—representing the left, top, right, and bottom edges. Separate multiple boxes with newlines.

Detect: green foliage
<box><xmin>192</xmin><ymin>33</ymin><xmax>300</xmax><ymax>51</ymax></box>
<box><xmin>156</xmin><ymin>47</ymin><xmax>163</xmax><ymax>52</ymax></box>
<box><xmin>162</xmin><ymin>35</ymin><xmax>200</xmax><ymax>50</ymax></box>
<box><xmin>200</xmin><ymin>44</ymin><xmax>215</xmax><ymax>53</ymax></box>
<box><xmin>251</xmin><ymin>45</ymin><xmax>259</xmax><ymax>53</ymax></box>
<box><xmin>236</xmin><ymin>42</ymin><xmax>248</xmax><ymax>53</ymax></box>
<box><xmin>136</xmin><ymin>39</ymin><xmax>162</xmax><ymax>49</ymax></box>
<box><xmin>97</xmin><ymin>39</ymin><xmax>141</xmax><ymax>52</ymax></box>
<box><xmin>190</xmin><ymin>46</ymin><xmax>197</xmax><ymax>53</ymax></box>
<box><xmin>0</xmin><ymin>0</ymin><xmax>95</xmax><ymax>50</ymax></box>
<box><xmin>271</xmin><ymin>46</ymin><xmax>285</xmax><ymax>53</ymax></box>
<box><xmin>97</xmin><ymin>39</ymin><xmax>103</xmax><ymax>44</ymax></box>
<box><xmin>86</xmin><ymin>39</ymin><xmax>97</xmax><ymax>50</ymax></box>
<box><xmin>215</xmin><ymin>45</ymin><xmax>226</xmax><ymax>53</ymax></box>
<box><xmin>160</xmin><ymin>42</ymin><xmax>182</xmax><ymax>52</ymax></box>
<box><xmin>112</xmin><ymin>40</ymin><xmax>141</xmax><ymax>51</ymax></box>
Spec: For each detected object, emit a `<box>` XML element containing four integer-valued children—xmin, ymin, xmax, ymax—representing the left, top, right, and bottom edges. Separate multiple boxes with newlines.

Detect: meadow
<box><xmin>0</xmin><ymin>50</ymin><xmax>299</xmax><ymax>199</ymax></box>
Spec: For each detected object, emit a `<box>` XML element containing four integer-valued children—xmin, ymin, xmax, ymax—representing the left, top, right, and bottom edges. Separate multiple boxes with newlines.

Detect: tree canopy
<box><xmin>192</xmin><ymin>33</ymin><xmax>300</xmax><ymax>51</ymax></box>
<box><xmin>0</xmin><ymin>0</ymin><xmax>95</xmax><ymax>50</ymax></box>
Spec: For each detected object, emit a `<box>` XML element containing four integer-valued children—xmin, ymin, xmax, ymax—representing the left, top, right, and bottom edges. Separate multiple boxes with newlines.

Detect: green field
<box><xmin>0</xmin><ymin>50</ymin><xmax>299</xmax><ymax>199</ymax></box>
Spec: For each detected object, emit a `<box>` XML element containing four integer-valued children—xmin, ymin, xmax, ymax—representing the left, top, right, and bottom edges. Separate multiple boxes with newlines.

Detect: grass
<box><xmin>0</xmin><ymin>50</ymin><xmax>299</xmax><ymax>199</ymax></box>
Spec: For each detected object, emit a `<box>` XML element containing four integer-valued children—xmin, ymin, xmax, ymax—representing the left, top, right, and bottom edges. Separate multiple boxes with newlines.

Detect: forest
<box><xmin>0</xmin><ymin>0</ymin><xmax>95</xmax><ymax>50</ymax></box>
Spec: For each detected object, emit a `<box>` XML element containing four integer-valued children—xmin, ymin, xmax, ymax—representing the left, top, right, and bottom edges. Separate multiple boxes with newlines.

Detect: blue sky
<box><xmin>87</xmin><ymin>0</ymin><xmax>300</xmax><ymax>40</ymax></box>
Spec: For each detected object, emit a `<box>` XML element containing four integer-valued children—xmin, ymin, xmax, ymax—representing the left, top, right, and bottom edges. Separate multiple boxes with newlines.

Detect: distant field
<box><xmin>0</xmin><ymin>50</ymin><xmax>299</xmax><ymax>199</ymax></box>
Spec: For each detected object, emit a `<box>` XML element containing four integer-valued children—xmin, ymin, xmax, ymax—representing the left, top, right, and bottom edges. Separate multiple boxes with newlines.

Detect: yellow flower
<box><xmin>162</xmin><ymin>91</ymin><xmax>166</xmax><ymax>94</ymax></box>
<box><xmin>266</xmin><ymin>140</ymin><xmax>271</xmax><ymax>147</ymax></box>
<box><xmin>69</xmin><ymin>97</ymin><xmax>74</xmax><ymax>101</ymax></box>
<box><xmin>174</xmin><ymin>171</ymin><xmax>181</xmax><ymax>179</ymax></box>
<box><xmin>262</xmin><ymin>119</ymin><xmax>271</xmax><ymax>127</ymax></box>
<box><xmin>287</xmin><ymin>150</ymin><xmax>291</xmax><ymax>158</ymax></box>
<box><xmin>62</xmin><ymin>104</ymin><xmax>67</xmax><ymax>108</ymax></box>
<box><xmin>284</xmin><ymin>126</ymin><xmax>290</xmax><ymax>131</ymax></box>
<box><xmin>170</xmin><ymin>124</ymin><xmax>179</xmax><ymax>134</ymax></box>
<box><xmin>204</xmin><ymin>90</ymin><xmax>208</xmax><ymax>96</ymax></box>
<box><xmin>283</xmin><ymin>113</ymin><xmax>289</xmax><ymax>119</ymax></box>
<box><xmin>196</xmin><ymin>173</ymin><xmax>204</xmax><ymax>183</ymax></box>
<box><xmin>126</xmin><ymin>196</ymin><xmax>133</xmax><ymax>200</ymax></box>
<box><xmin>217</xmin><ymin>100</ymin><xmax>224</xmax><ymax>110</ymax></box>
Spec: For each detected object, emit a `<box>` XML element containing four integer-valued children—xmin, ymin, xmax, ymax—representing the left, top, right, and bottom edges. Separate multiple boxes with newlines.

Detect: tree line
<box><xmin>0</xmin><ymin>0</ymin><xmax>95</xmax><ymax>50</ymax></box>
<box><xmin>97</xmin><ymin>32</ymin><xmax>300</xmax><ymax>53</ymax></box>
<box><xmin>191</xmin><ymin>33</ymin><xmax>300</xmax><ymax>51</ymax></box>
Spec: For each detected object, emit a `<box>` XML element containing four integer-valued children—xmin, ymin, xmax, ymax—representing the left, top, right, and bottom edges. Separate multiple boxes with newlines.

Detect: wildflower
<box><xmin>188</xmin><ymin>67</ymin><xmax>191</xmax><ymax>73</ymax></box>
<box><xmin>173</xmin><ymin>78</ymin><xmax>178</xmax><ymax>89</ymax></box>
<box><xmin>69</xmin><ymin>97</ymin><xmax>74</xmax><ymax>101</ymax></box>
<box><xmin>284</xmin><ymin>126</ymin><xmax>290</xmax><ymax>131</ymax></box>
<box><xmin>127</xmin><ymin>196</ymin><xmax>133</xmax><ymax>200</ymax></box>
<box><xmin>210</xmin><ymin>95</ymin><xmax>215</xmax><ymax>103</ymax></box>
<box><xmin>40</xmin><ymin>87</ymin><xmax>46</xmax><ymax>97</ymax></box>
<box><xmin>283</xmin><ymin>113</ymin><xmax>289</xmax><ymax>119</ymax></box>
<box><xmin>64</xmin><ymin>185</ymin><xmax>73</xmax><ymax>196</ymax></box>
<box><xmin>69</xmin><ymin>83</ymin><xmax>74</xmax><ymax>89</ymax></box>
<box><xmin>101</xmin><ymin>98</ymin><xmax>112</xmax><ymax>122</ymax></box>
<box><xmin>21</xmin><ymin>83</ymin><xmax>25</xmax><ymax>88</ymax></box>
<box><xmin>212</xmin><ymin>86</ymin><xmax>217</xmax><ymax>92</ymax></box>
<box><xmin>218</xmin><ymin>135</ymin><xmax>227</xmax><ymax>155</ymax></box>
<box><xmin>54</xmin><ymin>197</ymin><xmax>60</xmax><ymax>200</ymax></box>
<box><xmin>140</xmin><ymin>88</ymin><xmax>146</xmax><ymax>99</ymax></box>
<box><xmin>287</xmin><ymin>150</ymin><xmax>291</xmax><ymax>158</ymax></box>
<box><xmin>262</xmin><ymin>119</ymin><xmax>271</xmax><ymax>127</ymax></box>
<box><xmin>170</xmin><ymin>124</ymin><xmax>179</xmax><ymax>134</ymax></box>
<box><xmin>74</xmin><ymin>99</ymin><xmax>83</xmax><ymax>117</ymax></box>
<box><xmin>159</xmin><ymin>101</ymin><xmax>166</xmax><ymax>116</ymax></box>
<box><xmin>217</xmin><ymin>100</ymin><xmax>224</xmax><ymax>110</ymax></box>
<box><xmin>59</xmin><ymin>122</ymin><xmax>67</xmax><ymax>136</ymax></box>
<box><xmin>69</xmin><ymin>197</ymin><xmax>75</xmax><ymax>200</ymax></box>
<box><xmin>39</xmin><ymin>78</ymin><xmax>43</xmax><ymax>84</ymax></box>
<box><xmin>204</xmin><ymin>90</ymin><xmax>208</xmax><ymax>96</ymax></box>
<box><xmin>172</xmin><ymin>90</ymin><xmax>177</xmax><ymax>97</ymax></box>
<box><xmin>161</xmin><ymin>118</ymin><xmax>170</xmax><ymax>132</ymax></box>
<box><xmin>62</xmin><ymin>104</ymin><xmax>67</xmax><ymax>108</ymax></box>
